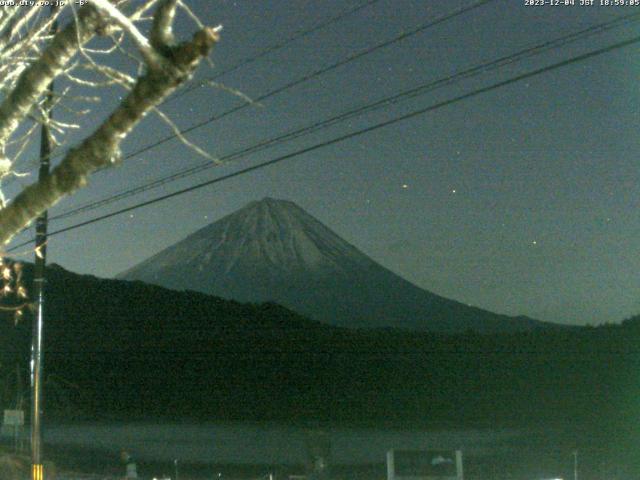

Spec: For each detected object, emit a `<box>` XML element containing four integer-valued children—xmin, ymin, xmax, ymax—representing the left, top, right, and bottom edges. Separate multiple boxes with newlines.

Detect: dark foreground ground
<box><xmin>2</xmin><ymin>434</ymin><xmax>634</xmax><ymax>480</ymax></box>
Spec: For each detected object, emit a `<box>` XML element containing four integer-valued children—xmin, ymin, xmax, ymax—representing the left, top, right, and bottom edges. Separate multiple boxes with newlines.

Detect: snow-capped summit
<box><xmin>118</xmin><ymin>198</ymin><xmax>547</xmax><ymax>333</ymax></box>
<box><xmin>120</xmin><ymin>197</ymin><xmax>373</xmax><ymax>280</ymax></box>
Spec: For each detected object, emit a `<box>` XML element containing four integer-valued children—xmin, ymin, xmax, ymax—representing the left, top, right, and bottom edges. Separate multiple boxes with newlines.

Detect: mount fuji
<box><xmin>118</xmin><ymin>197</ymin><xmax>548</xmax><ymax>333</ymax></box>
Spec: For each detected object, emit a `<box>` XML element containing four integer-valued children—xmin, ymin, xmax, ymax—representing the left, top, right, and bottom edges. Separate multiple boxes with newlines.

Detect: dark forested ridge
<box><xmin>0</xmin><ymin>263</ymin><xmax>638</xmax><ymax>447</ymax></box>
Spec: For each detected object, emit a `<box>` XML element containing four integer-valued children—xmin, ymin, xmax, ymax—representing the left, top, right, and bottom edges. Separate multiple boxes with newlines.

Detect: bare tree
<box><xmin>0</xmin><ymin>0</ymin><xmax>220</xmax><ymax>246</ymax></box>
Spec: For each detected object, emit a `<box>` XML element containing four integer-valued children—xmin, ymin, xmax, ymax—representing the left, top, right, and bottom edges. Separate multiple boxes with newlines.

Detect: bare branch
<box><xmin>0</xmin><ymin>21</ymin><xmax>221</xmax><ymax>245</ymax></box>
<box><xmin>90</xmin><ymin>0</ymin><xmax>164</xmax><ymax>70</ymax></box>
<box><xmin>153</xmin><ymin>106</ymin><xmax>219</xmax><ymax>163</ymax></box>
<box><xmin>130</xmin><ymin>0</ymin><xmax>163</xmax><ymax>22</ymax></box>
<box><xmin>0</xmin><ymin>5</ymin><xmax>104</xmax><ymax>152</ymax></box>
<box><xmin>177</xmin><ymin>1</ymin><xmax>205</xmax><ymax>30</ymax></box>
<box><xmin>151</xmin><ymin>0</ymin><xmax>178</xmax><ymax>49</ymax></box>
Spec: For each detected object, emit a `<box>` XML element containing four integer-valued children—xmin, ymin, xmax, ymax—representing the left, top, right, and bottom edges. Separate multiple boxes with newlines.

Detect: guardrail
<box><xmin>57</xmin><ymin>475</ymin><xmax>121</xmax><ymax>480</ymax></box>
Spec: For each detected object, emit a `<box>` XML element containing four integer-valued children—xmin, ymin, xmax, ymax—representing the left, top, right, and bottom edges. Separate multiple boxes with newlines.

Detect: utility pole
<box><xmin>15</xmin><ymin>364</ymin><xmax>24</xmax><ymax>453</ymax></box>
<box><xmin>31</xmin><ymin>89</ymin><xmax>52</xmax><ymax>480</ymax></box>
<box><xmin>31</xmin><ymin>7</ymin><xmax>57</xmax><ymax>480</ymax></box>
<box><xmin>573</xmin><ymin>450</ymin><xmax>579</xmax><ymax>480</ymax></box>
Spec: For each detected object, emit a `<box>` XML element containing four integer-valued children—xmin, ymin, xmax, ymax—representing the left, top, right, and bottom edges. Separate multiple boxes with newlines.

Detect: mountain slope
<box><xmin>0</xmin><ymin>263</ymin><xmax>625</xmax><ymax>431</ymax></box>
<box><xmin>118</xmin><ymin>197</ymin><xmax>548</xmax><ymax>333</ymax></box>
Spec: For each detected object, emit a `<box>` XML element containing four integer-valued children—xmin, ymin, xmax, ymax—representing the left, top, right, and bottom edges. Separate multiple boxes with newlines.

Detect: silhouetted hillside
<box><xmin>0</xmin><ymin>263</ymin><xmax>637</xmax><ymax>449</ymax></box>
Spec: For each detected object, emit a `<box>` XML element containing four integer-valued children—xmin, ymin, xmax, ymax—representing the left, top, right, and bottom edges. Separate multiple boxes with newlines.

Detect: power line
<box><xmin>8</xmin><ymin>0</ymin><xmax>495</xmax><ymax>186</ymax></box>
<box><xmin>166</xmin><ymin>0</ymin><xmax>384</xmax><ymax>104</ymax></box>
<box><xmin>9</xmin><ymin>33</ymin><xmax>640</xmax><ymax>252</ymax></box>
<box><xmin>111</xmin><ymin>0</ymin><xmax>496</xmax><ymax>161</ymax></box>
<box><xmin>51</xmin><ymin>11</ymin><xmax>640</xmax><ymax>221</ymax></box>
<box><xmin>5</xmin><ymin>0</ymin><xmax>384</xmax><ymax>180</ymax></box>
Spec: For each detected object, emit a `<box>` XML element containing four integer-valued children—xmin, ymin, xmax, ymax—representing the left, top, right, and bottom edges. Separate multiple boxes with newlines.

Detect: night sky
<box><xmin>5</xmin><ymin>0</ymin><xmax>639</xmax><ymax>326</ymax></box>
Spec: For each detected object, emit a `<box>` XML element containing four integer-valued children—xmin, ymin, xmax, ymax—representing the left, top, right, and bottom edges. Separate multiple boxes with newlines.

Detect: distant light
<box><xmin>402</xmin><ymin>184</ymin><xmax>408</xmax><ymax>189</ymax></box>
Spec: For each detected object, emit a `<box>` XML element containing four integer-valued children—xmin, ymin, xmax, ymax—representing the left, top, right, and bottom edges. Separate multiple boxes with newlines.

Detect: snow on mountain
<box><xmin>118</xmin><ymin>197</ymin><xmax>549</xmax><ymax>333</ymax></box>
